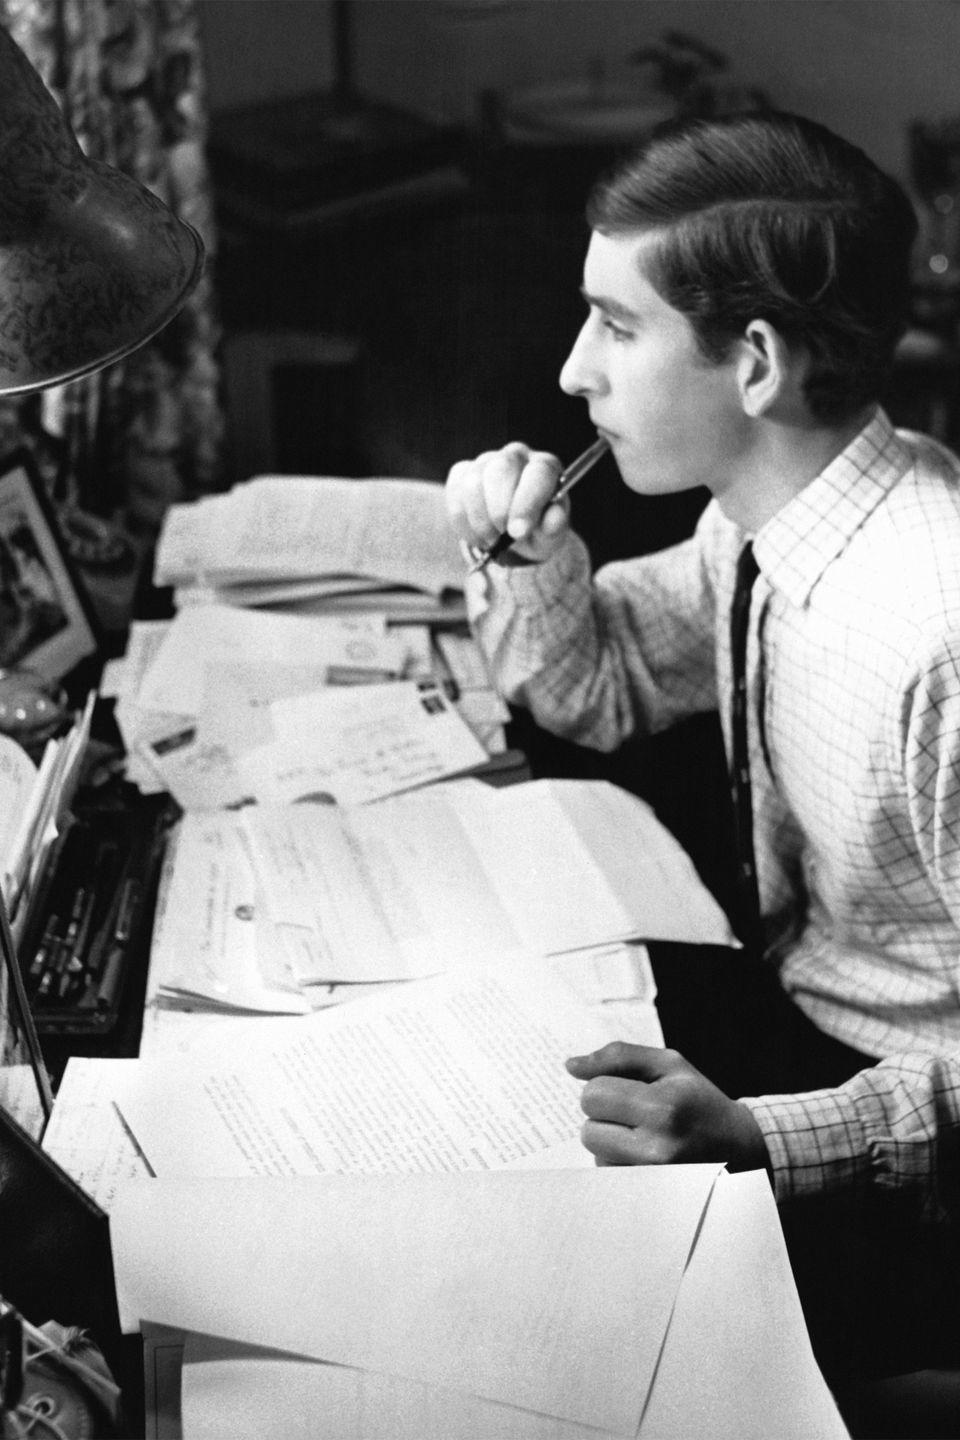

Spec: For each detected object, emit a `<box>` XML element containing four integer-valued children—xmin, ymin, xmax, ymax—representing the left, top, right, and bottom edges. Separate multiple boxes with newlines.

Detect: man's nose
<box><xmin>559</xmin><ymin>322</ymin><xmax>604</xmax><ymax>397</ymax></box>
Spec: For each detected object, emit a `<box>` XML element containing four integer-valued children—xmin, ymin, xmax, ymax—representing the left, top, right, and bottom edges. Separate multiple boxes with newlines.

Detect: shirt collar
<box><xmin>752</xmin><ymin>408</ymin><xmax>912</xmax><ymax>608</ymax></box>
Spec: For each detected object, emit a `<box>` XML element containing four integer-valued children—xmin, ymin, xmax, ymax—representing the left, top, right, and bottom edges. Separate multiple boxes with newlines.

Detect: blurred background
<box><xmin>6</xmin><ymin>0</ymin><xmax>960</xmax><ymax>577</ymax></box>
<box><xmin>199</xmin><ymin>0</ymin><xmax>960</xmax><ymax>562</ymax></box>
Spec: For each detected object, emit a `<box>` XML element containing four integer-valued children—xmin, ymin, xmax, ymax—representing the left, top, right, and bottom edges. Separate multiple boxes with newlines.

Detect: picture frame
<box><xmin>0</xmin><ymin>449</ymin><xmax>100</xmax><ymax>684</ymax></box>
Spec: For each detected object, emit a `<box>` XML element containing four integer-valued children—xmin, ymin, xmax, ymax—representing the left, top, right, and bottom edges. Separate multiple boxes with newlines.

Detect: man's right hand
<box><xmin>445</xmin><ymin>442</ymin><xmax>571</xmax><ymax>565</ymax></box>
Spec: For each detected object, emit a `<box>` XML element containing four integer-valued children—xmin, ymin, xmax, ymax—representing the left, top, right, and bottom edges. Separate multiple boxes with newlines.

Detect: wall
<box><xmin>199</xmin><ymin>0</ymin><xmax>334</xmax><ymax>110</ymax></box>
<box><xmin>198</xmin><ymin>0</ymin><xmax>960</xmax><ymax>184</ymax></box>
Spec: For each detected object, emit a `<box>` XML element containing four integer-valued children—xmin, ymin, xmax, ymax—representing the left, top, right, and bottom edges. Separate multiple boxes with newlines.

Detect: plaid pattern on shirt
<box><xmin>468</xmin><ymin>409</ymin><xmax>960</xmax><ymax>1211</ymax></box>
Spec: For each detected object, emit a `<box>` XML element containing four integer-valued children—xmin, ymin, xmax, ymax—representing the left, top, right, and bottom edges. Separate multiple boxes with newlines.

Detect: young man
<box><xmin>445</xmin><ymin>111</ymin><xmax>960</xmax><ymax>1383</ymax></box>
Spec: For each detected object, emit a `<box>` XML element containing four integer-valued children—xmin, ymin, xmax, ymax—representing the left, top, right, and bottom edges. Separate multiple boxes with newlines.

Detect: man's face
<box><xmin>559</xmin><ymin>230</ymin><xmax>751</xmax><ymax>499</ymax></box>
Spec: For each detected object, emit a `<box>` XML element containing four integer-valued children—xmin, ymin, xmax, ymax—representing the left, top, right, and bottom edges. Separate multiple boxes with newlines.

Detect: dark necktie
<box><xmin>730</xmin><ymin>542</ymin><xmax>762</xmax><ymax>949</ymax></box>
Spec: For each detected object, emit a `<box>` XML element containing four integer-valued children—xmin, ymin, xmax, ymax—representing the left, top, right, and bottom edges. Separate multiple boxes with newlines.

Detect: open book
<box><xmin>154</xmin><ymin>475</ymin><xmax>468</xmax><ymax>620</ymax></box>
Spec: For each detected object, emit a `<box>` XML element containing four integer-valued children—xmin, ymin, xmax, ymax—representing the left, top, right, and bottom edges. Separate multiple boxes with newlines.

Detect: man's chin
<box><xmin>619</xmin><ymin>460</ymin><xmax>699</xmax><ymax>499</ymax></box>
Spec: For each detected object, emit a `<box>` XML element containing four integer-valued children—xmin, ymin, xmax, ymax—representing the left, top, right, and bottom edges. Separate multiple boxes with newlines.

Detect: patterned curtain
<box><xmin>0</xmin><ymin>0</ymin><xmax>222</xmax><ymax>534</ymax></box>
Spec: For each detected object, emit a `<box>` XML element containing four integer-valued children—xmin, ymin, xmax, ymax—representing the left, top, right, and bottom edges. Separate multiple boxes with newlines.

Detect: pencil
<box><xmin>466</xmin><ymin>435</ymin><xmax>610</xmax><ymax>575</ymax></box>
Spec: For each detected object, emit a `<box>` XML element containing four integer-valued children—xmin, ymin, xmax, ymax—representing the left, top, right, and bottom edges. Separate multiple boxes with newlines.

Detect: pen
<box><xmin>466</xmin><ymin>435</ymin><xmax>611</xmax><ymax>575</ymax></box>
<box><xmin>28</xmin><ymin>913</ymin><xmax>60</xmax><ymax>980</ymax></box>
<box><xmin>57</xmin><ymin>881</ymin><xmax>101</xmax><ymax>1000</ymax></box>
<box><xmin>95</xmin><ymin>875</ymin><xmax>141</xmax><ymax>1012</ymax></box>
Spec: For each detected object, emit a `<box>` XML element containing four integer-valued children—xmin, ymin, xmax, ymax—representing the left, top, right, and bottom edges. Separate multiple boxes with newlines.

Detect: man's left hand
<box><xmin>565</xmin><ymin>1042</ymin><xmax>771</xmax><ymax>1171</ymax></box>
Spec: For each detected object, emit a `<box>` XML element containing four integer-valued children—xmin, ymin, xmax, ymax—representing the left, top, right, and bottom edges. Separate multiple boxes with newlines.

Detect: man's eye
<box><xmin>602</xmin><ymin>316</ymin><xmax>634</xmax><ymax>342</ymax></box>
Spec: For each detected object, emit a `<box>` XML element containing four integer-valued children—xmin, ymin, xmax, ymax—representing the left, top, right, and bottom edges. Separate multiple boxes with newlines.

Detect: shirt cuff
<box><xmin>738</xmin><ymin>1089</ymin><xmax>873</xmax><ymax>1203</ymax></box>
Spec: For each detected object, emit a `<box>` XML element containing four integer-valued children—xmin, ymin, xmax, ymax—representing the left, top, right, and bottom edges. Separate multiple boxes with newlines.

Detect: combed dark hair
<box><xmin>586</xmin><ymin>112</ymin><xmax>918</xmax><ymax>422</ymax></box>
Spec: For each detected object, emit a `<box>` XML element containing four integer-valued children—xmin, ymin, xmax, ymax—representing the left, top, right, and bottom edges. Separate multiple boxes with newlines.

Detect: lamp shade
<box><xmin>0</xmin><ymin>26</ymin><xmax>204</xmax><ymax>395</ymax></box>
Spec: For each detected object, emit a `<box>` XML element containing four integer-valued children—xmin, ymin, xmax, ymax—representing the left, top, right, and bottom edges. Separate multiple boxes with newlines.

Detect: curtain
<box><xmin>0</xmin><ymin>0</ymin><xmax>222</xmax><ymax>532</ymax></box>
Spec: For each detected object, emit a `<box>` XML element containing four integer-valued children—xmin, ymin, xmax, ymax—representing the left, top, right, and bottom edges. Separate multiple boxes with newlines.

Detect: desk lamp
<box><xmin>0</xmin><ymin>26</ymin><xmax>203</xmax><ymax>393</ymax></box>
<box><xmin>0</xmin><ymin>20</ymin><xmax>204</xmax><ymax>1137</ymax></box>
<box><xmin>0</xmin><ymin>29</ymin><xmax>203</xmax><ymax>1429</ymax></box>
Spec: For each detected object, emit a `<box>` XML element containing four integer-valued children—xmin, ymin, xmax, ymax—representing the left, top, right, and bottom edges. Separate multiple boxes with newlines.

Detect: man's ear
<box><xmin>735</xmin><ymin>319</ymin><xmax>795</xmax><ymax>417</ymax></box>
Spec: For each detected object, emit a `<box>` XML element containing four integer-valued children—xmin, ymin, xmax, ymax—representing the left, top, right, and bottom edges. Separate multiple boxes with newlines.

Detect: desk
<box><xmin>20</xmin><ymin>590</ymin><xmax>840</xmax><ymax>1434</ymax></box>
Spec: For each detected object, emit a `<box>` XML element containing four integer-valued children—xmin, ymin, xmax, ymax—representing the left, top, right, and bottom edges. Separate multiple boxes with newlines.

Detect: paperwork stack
<box><xmin>154</xmin><ymin>474</ymin><xmax>468</xmax><ymax>624</ymax></box>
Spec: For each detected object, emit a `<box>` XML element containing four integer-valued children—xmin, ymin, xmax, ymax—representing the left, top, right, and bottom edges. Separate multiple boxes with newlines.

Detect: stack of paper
<box><xmin>45</xmin><ymin>976</ymin><xmax>846</xmax><ymax>1437</ymax></box>
<box><xmin>43</xmin><ymin>947</ymin><xmax>663</xmax><ymax>1210</ymax></box>
<box><xmin>102</xmin><ymin>477</ymin><xmax>519</xmax><ymax>799</ymax></box>
<box><xmin>100</xmin><ymin>605</ymin><xmax>489</xmax><ymax>808</ymax></box>
<box><xmin>118</xmin><ymin>1169</ymin><xmax>848</xmax><ymax>1440</ymax></box>
<box><xmin>45</xmin><ymin>952</ymin><xmax>844</xmax><ymax>1437</ymax></box>
<box><xmin>115</xmin><ymin>960</ymin><xmax>665</xmax><ymax>1178</ymax></box>
<box><xmin>114</xmin><ymin>1167</ymin><xmax>723</xmax><ymax>1439</ymax></box>
<box><xmin>0</xmin><ymin>693</ymin><xmax>94</xmax><ymax>930</ymax></box>
<box><xmin>154</xmin><ymin>474</ymin><xmax>468</xmax><ymax>623</ymax></box>
<box><xmin>138</xmin><ymin>776</ymin><xmax>734</xmax><ymax>1017</ymax></box>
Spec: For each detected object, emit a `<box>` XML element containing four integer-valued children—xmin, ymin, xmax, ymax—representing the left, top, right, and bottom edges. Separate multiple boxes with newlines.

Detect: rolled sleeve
<box><xmin>468</xmin><ymin>526</ymin><xmax>719</xmax><ymax>751</ymax></box>
<box><xmin>741</xmin><ymin>1052</ymin><xmax>960</xmax><ymax>1221</ymax></box>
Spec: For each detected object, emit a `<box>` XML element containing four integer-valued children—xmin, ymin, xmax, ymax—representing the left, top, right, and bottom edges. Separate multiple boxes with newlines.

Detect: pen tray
<box><xmin>17</xmin><ymin>790</ymin><xmax>174</xmax><ymax>1035</ymax></box>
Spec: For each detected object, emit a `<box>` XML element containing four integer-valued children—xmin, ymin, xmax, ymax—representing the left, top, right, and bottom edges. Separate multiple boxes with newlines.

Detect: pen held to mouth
<box><xmin>467</xmin><ymin>435</ymin><xmax>610</xmax><ymax>575</ymax></box>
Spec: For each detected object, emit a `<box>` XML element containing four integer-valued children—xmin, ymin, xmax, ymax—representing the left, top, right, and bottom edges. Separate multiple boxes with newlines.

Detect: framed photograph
<box><xmin>0</xmin><ymin>450</ymin><xmax>99</xmax><ymax>683</ymax></box>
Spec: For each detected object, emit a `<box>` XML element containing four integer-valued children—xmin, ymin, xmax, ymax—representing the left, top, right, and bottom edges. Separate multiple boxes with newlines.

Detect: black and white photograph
<box><xmin>2</xmin><ymin>4</ymin><xmax>960</xmax><ymax>1438</ymax></box>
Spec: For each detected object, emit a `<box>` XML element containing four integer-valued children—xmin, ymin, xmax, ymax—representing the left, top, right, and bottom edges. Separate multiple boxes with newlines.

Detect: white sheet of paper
<box><xmin>207</xmin><ymin>575</ymin><xmax>406</xmax><ymax>607</ymax></box>
<box><xmin>112</xmin><ymin>1165</ymin><xmax>720</xmax><ymax>1435</ymax></box>
<box><xmin>102</xmin><ymin>619</ymin><xmax>172</xmax><ymax>700</ymax></box>
<box><xmin>240</xmin><ymin>793</ymin><xmax>520</xmax><ymax>983</ymax></box>
<box><xmin>148</xmin><ymin>817</ymin><xmax>308</xmax><ymax>1014</ymax></box>
<box><xmin>462</xmin><ymin>777</ymin><xmax>736</xmax><ymax>949</ymax></box>
<box><xmin>155</xmin><ymin>475</ymin><xmax>466</xmax><ymax>595</ymax></box>
<box><xmin>236</xmin><ymin>681</ymin><xmax>488</xmax><ymax>807</ymax></box>
<box><xmin>137</xmin><ymin>1002</ymin><xmax>284</xmax><ymax>1062</ymax></box>
<box><xmin>115</xmin><ymin>963</ymin><xmax>638</xmax><ymax>1178</ymax></box>
<box><xmin>196</xmin><ymin>658</ymin><xmax>359</xmax><ymax>753</ymax></box>
<box><xmin>239</xmin><ymin>777</ymin><xmax>734</xmax><ymax>984</ymax></box>
<box><xmin>42</xmin><ymin>1058</ymin><xmax>153</xmax><ymax>1210</ymax></box>
<box><xmin>454</xmin><ymin>687</ymin><xmax>510</xmax><ymax>752</ymax></box>
<box><xmin>152</xmin><ymin>492</ymin><xmax>231</xmax><ymax>585</ymax></box>
<box><xmin>390</xmin><ymin>623</ymin><xmax>434</xmax><ymax>676</ymax></box>
<box><xmin>640</xmin><ymin>1170</ymin><xmax>849</xmax><ymax>1439</ymax></box>
<box><xmin>138</xmin><ymin>725</ymin><xmax>253</xmax><ymax>812</ymax></box>
<box><xmin>433</xmin><ymin>629</ymin><xmax>496</xmax><ymax>689</ymax></box>
<box><xmin>115</xmin><ymin>699</ymin><xmax>193</xmax><ymax>794</ymax></box>
<box><xmin>135</xmin><ymin>605</ymin><xmax>391</xmax><ymax>716</ymax></box>
<box><xmin>0</xmin><ymin>734</ymin><xmax>36</xmax><ymax>887</ymax></box>
<box><xmin>182</xmin><ymin>1337</ymin><xmax>600</xmax><ymax>1440</ymax></box>
<box><xmin>181</xmin><ymin>1336</ymin><xmax>617</xmax><ymax>1440</ymax></box>
<box><xmin>198</xmin><ymin>659</ymin><xmax>338</xmax><ymax>752</ymax></box>
<box><xmin>171</xmin><ymin>1171</ymin><xmax>845</xmax><ymax>1440</ymax></box>
<box><xmin>551</xmin><ymin>940</ymin><xmax>656</xmax><ymax>1004</ymax></box>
